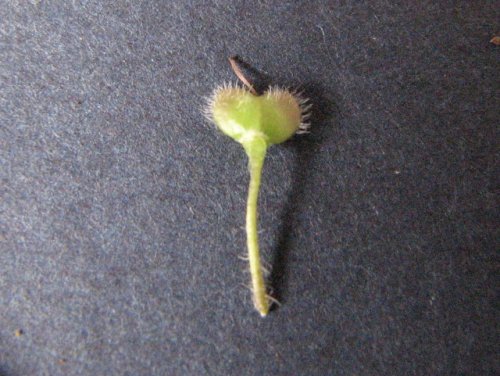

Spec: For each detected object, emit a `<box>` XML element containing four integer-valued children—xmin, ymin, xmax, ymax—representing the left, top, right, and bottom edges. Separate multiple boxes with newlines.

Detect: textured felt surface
<box><xmin>0</xmin><ymin>1</ymin><xmax>498</xmax><ymax>375</ymax></box>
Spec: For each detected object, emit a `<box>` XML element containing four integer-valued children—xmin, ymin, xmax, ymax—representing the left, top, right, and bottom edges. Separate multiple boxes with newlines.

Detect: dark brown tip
<box><xmin>228</xmin><ymin>56</ymin><xmax>270</xmax><ymax>95</ymax></box>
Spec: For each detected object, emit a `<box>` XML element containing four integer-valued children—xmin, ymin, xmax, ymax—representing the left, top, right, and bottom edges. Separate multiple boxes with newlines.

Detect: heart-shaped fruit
<box><xmin>209</xmin><ymin>85</ymin><xmax>305</xmax><ymax>146</ymax></box>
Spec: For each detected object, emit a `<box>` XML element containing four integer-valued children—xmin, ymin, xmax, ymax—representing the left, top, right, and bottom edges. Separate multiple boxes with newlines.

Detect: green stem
<box><xmin>243</xmin><ymin>135</ymin><xmax>269</xmax><ymax>317</ymax></box>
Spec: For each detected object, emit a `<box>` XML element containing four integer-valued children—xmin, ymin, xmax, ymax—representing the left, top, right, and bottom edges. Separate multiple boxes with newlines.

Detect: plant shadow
<box><xmin>267</xmin><ymin>81</ymin><xmax>339</xmax><ymax>310</ymax></box>
<box><xmin>229</xmin><ymin>55</ymin><xmax>340</xmax><ymax>310</ymax></box>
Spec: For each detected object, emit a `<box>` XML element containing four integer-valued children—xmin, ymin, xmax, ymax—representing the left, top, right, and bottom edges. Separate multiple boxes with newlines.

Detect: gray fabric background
<box><xmin>0</xmin><ymin>1</ymin><xmax>498</xmax><ymax>375</ymax></box>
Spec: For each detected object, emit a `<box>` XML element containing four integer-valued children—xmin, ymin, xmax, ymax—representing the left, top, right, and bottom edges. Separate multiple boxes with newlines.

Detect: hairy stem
<box><xmin>243</xmin><ymin>135</ymin><xmax>269</xmax><ymax>316</ymax></box>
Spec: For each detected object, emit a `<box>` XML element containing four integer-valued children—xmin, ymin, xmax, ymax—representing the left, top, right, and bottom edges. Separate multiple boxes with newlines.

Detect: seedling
<box><xmin>205</xmin><ymin>57</ymin><xmax>311</xmax><ymax>316</ymax></box>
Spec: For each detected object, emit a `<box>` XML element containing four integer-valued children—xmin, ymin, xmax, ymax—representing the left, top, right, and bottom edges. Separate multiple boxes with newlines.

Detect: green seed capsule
<box><xmin>211</xmin><ymin>85</ymin><xmax>305</xmax><ymax>145</ymax></box>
